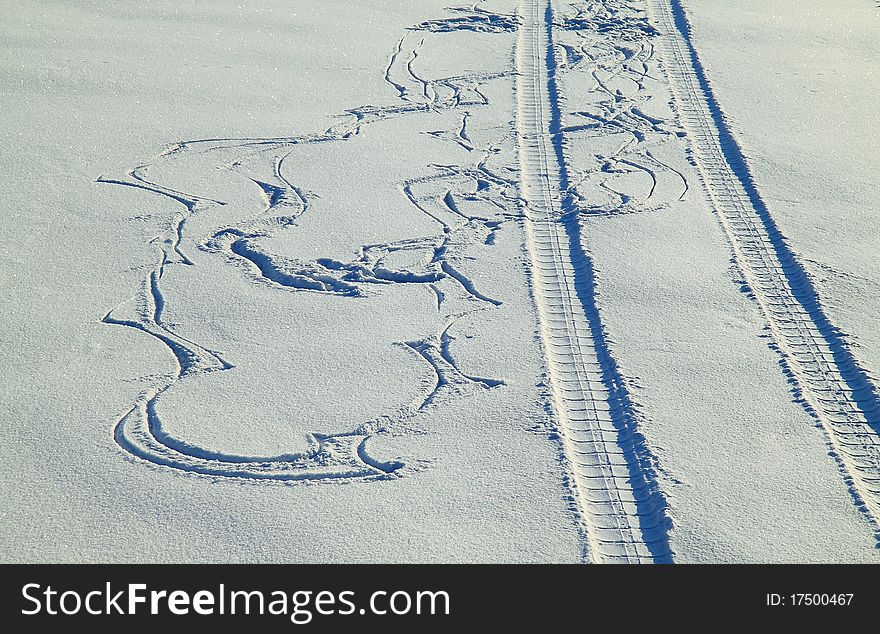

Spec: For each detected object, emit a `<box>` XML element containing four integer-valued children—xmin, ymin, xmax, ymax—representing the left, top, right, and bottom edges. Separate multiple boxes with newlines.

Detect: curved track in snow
<box><xmin>99</xmin><ymin>5</ymin><xmax>518</xmax><ymax>484</ymax></box>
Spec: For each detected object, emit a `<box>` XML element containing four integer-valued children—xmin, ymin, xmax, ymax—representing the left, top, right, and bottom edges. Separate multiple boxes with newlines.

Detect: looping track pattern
<box><xmin>100</xmin><ymin>5</ymin><xmax>520</xmax><ymax>484</ymax></box>
<box><xmin>648</xmin><ymin>0</ymin><xmax>880</xmax><ymax>532</ymax></box>
<box><xmin>516</xmin><ymin>0</ymin><xmax>672</xmax><ymax>563</ymax></box>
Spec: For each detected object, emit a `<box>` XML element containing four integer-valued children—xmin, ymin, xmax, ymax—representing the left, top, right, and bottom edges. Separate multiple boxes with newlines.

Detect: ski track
<box><xmin>516</xmin><ymin>0</ymin><xmax>672</xmax><ymax>563</ymax></box>
<box><xmin>99</xmin><ymin>7</ymin><xmax>519</xmax><ymax>484</ymax></box>
<box><xmin>648</xmin><ymin>0</ymin><xmax>880</xmax><ymax>536</ymax></box>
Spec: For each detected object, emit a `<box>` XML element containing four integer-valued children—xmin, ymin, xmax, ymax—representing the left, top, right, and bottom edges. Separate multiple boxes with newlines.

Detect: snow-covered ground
<box><xmin>2</xmin><ymin>0</ymin><xmax>878</xmax><ymax>563</ymax></box>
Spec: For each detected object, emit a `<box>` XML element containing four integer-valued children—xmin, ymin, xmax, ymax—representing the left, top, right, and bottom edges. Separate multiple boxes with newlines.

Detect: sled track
<box><xmin>648</xmin><ymin>0</ymin><xmax>880</xmax><ymax>531</ymax></box>
<box><xmin>516</xmin><ymin>0</ymin><xmax>672</xmax><ymax>563</ymax></box>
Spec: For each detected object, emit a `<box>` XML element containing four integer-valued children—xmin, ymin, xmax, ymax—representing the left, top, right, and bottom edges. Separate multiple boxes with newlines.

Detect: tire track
<box><xmin>648</xmin><ymin>0</ymin><xmax>880</xmax><ymax>534</ymax></box>
<box><xmin>516</xmin><ymin>0</ymin><xmax>672</xmax><ymax>563</ymax></box>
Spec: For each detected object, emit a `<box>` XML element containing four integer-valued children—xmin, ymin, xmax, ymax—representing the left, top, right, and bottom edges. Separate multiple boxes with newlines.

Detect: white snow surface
<box><xmin>1</xmin><ymin>0</ymin><xmax>878</xmax><ymax>562</ymax></box>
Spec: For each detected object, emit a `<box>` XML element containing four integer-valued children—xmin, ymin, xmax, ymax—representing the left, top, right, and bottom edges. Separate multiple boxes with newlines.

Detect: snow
<box><xmin>682</xmin><ymin>0</ymin><xmax>880</xmax><ymax>390</ymax></box>
<box><xmin>2</xmin><ymin>0</ymin><xmax>878</xmax><ymax>563</ymax></box>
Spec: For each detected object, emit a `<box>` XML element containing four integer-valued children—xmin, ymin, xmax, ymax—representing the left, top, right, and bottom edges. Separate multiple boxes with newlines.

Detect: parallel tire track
<box><xmin>516</xmin><ymin>0</ymin><xmax>672</xmax><ymax>563</ymax></box>
<box><xmin>648</xmin><ymin>0</ymin><xmax>880</xmax><ymax>530</ymax></box>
